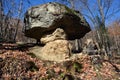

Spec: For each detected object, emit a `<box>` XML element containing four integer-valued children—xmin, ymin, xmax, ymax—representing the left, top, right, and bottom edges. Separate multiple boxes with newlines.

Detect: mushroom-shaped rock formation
<box><xmin>25</xmin><ymin>2</ymin><xmax>91</xmax><ymax>62</ymax></box>
<box><xmin>24</xmin><ymin>2</ymin><xmax>91</xmax><ymax>40</ymax></box>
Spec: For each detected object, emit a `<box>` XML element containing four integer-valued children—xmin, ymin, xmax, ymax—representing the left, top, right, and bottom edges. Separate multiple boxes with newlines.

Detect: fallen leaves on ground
<box><xmin>0</xmin><ymin>43</ymin><xmax>120</xmax><ymax>80</ymax></box>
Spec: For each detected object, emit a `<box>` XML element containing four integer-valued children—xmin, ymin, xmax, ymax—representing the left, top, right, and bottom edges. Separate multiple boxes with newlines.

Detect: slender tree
<box><xmin>0</xmin><ymin>0</ymin><xmax>31</xmax><ymax>42</ymax></box>
<box><xmin>0</xmin><ymin>0</ymin><xmax>3</xmax><ymax>41</ymax></box>
<box><xmin>58</xmin><ymin>0</ymin><xmax>120</xmax><ymax>54</ymax></box>
<box><xmin>78</xmin><ymin>0</ymin><xmax>120</xmax><ymax>54</ymax></box>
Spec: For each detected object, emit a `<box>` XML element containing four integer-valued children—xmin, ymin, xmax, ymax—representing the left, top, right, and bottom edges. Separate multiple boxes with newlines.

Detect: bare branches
<box><xmin>0</xmin><ymin>0</ymin><xmax>31</xmax><ymax>42</ymax></box>
<box><xmin>75</xmin><ymin>0</ymin><xmax>120</xmax><ymax>27</ymax></box>
<box><xmin>97</xmin><ymin>0</ymin><xmax>105</xmax><ymax>23</ymax></box>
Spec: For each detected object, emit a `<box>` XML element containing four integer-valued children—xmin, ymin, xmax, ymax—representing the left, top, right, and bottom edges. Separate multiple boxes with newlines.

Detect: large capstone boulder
<box><xmin>24</xmin><ymin>2</ymin><xmax>91</xmax><ymax>40</ymax></box>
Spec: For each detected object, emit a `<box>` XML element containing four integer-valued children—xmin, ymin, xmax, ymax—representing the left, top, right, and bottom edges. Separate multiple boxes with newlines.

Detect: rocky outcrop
<box><xmin>83</xmin><ymin>39</ymin><xmax>100</xmax><ymax>55</ymax></box>
<box><xmin>24</xmin><ymin>2</ymin><xmax>91</xmax><ymax>62</ymax></box>
<box><xmin>24</xmin><ymin>2</ymin><xmax>90</xmax><ymax>40</ymax></box>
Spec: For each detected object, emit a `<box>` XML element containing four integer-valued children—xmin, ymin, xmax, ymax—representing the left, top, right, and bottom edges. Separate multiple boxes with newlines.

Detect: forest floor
<box><xmin>0</xmin><ymin>43</ymin><xmax>120</xmax><ymax>80</ymax></box>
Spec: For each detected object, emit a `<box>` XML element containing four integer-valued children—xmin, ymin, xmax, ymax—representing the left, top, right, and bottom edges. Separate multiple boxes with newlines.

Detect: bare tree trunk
<box><xmin>13</xmin><ymin>20</ymin><xmax>20</xmax><ymax>42</ymax></box>
<box><xmin>0</xmin><ymin>0</ymin><xmax>3</xmax><ymax>40</ymax></box>
<box><xmin>69</xmin><ymin>0</ymin><xmax>75</xmax><ymax>9</ymax></box>
<box><xmin>13</xmin><ymin>0</ymin><xmax>23</xmax><ymax>42</ymax></box>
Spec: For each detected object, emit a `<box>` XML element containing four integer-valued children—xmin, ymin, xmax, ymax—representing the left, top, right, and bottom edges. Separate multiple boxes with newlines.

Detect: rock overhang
<box><xmin>24</xmin><ymin>2</ymin><xmax>91</xmax><ymax>40</ymax></box>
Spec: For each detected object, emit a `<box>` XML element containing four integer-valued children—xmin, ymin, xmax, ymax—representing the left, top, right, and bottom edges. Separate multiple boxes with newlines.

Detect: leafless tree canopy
<box><xmin>0</xmin><ymin>0</ymin><xmax>32</xmax><ymax>42</ymax></box>
<box><xmin>56</xmin><ymin>0</ymin><xmax>120</xmax><ymax>55</ymax></box>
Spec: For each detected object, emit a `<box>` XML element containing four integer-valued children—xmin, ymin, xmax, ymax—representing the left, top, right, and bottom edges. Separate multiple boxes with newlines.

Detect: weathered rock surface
<box><xmin>41</xmin><ymin>28</ymin><xmax>66</xmax><ymax>44</ymax></box>
<box><xmin>30</xmin><ymin>40</ymin><xmax>72</xmax><ymax>62</ymax></box>
<box><xmin>24</xmin><ymin>2</ymin><xmax>91</xmax><ymax>40</ymax></box>
<box><xmin>83</xmin><ymin>39</ymin><xmax>100</xmax><ymax>55</ymax></box>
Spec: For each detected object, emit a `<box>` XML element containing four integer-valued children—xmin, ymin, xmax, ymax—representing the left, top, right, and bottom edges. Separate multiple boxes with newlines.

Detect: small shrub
<box><xmin>27</xmin><ymin>61</ymin><xmax>39</xmax><ymax>72</ymax></box>
<box><xmin>73</xmin><ymin>62</ymin><xmax>83</xmax><ymax>73</ymax></box>
<box><xmin>27</xmin><ymin>53</ymin><xmax>36</xmax><ymax>58</ymax></box>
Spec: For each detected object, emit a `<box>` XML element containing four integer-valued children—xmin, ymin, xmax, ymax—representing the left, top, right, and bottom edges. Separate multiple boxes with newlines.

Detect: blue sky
<box><xmin>4</xmin><ymin>0</ymin><xmax>120</xmax><ymax>27</ymax></box>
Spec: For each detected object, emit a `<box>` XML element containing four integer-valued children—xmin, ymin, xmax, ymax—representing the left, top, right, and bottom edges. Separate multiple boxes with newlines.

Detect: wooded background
<box><xmin>0</xmin><ymin>0</ymin><xmax>120</xmax><ymax>55</ymax></box>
